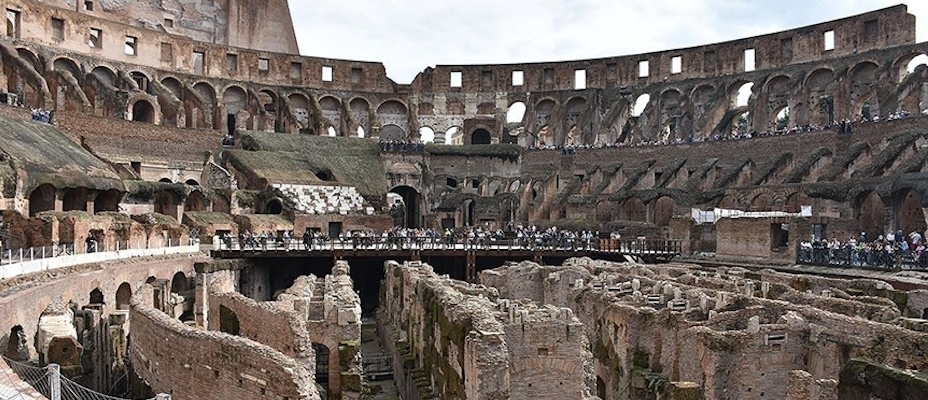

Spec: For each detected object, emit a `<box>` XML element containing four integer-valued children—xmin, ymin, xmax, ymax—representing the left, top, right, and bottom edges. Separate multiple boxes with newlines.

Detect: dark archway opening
<box><xmin>227</xmin><ymin>114</ymin><xmax>236</xmax><ymax>135</ymax></box>
<box><xmin>89</xmin><ymin>288</ymin><xmax>104</xmax><ymax>305</ymax></box>
<box><xmin>313</xmin><ymin>343</ymin><xmax>331</xmax><ymax>397</ymax></box>
<box><xmin>315</xmin><ymin>169</ymin><xmax>336</xmax><ymax>182</ymax></box>
<box><xmin>62</xmin><ymin>188</ymin><xmax>88</xmax><ymax>212</ymax></box>
<box><xmin>29</xmin><ymin>184</ymin><xmax>56</xmax><ymax>217</ymax></box>
<box><xmin>158</xmin><ymin>178</ymin><xmax>173</xmax><ymax>183</ymax></box>
<box><xmin>463</xmin><ymin>199</ymin><xmax>476</xmax><ymax>226</ymax></box>
<box><xmin>131</xmin><ymin>100</ymin><xmax>155</xmax><ymax>123</ymax></box>
<box><xmin>185</xmin><ymin>179</ymin><xmax>200</xmax><ymax>186</ymax></box>
<box><xmin>184</xmin><ymin>191</ymin><xmax>207</xmax><ymax>212</ymax></box>
<box><xmin>171</xmin><ymin>272</ymin><xmax>189</xmax><ymax>294</ymax></box>
<box><xmin>219</xmin><ymin>305</ymin><xmax>240</xmax><ymax>336</ymax></box>
<box><xmin>94</xmin><ymin>189</ymin><xmax>121</xmax><ymax>213</ymax></box>
<box><xmin>153</xmin><ymin>192</ymin><xmax>178</xmax><ymax>219</ymax></box>
<box><xmin>389</xmin><ymin>186</ymin><xmax>419</xmax><ymax>228</ymax></box>
<box><xmin>264</xmin><ymin>199</ymin><xmax>283</xmax><ymax>215</ymax></box>
<box><xmin>471</xmin><ymin>128</ymin><xmax>491</xmax><ymax>145</ymax></box>
<box><xmin>116</xmin><ymin>282</ymin><xmax>132</xmax><ymax>310</ymax></box>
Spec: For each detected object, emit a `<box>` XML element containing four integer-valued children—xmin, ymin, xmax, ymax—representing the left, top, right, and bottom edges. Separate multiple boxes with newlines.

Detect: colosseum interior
<box><xmin>0</xmin><ymin>1</ymin><xmax>927</xmax><ymax>399</ymax></box>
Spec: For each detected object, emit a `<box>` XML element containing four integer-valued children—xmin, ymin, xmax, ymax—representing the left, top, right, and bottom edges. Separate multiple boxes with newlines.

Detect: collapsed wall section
<box><xmin>129</xmin><ymin>284</ymin><xmax>320</xmax><ymax>400</ymax></box>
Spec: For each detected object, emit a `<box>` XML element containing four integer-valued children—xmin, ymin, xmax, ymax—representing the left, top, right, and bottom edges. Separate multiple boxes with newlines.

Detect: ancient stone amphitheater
<box><xmin>0</xmin><ymin>1</ymin><xmax>926</xmax><ymax>399</ymax></box>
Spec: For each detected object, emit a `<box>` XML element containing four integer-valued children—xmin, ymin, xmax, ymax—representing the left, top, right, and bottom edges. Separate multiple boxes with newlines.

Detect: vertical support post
<box><xmin>48</xmin><ymin>363</ymin><xmax>61</xmax><ymax>400</ymax></box>
<box><xmin>466</xmin><ymin>251</ymin><xmax>477</xmax><ymax>283</ymax></box>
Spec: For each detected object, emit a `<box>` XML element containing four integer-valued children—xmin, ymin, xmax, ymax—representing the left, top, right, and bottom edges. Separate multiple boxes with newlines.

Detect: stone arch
<box><xmin>751</xmin><ymin>192</ymin><xmax>775</xmax><ymax>212</ymax></box>
<box><xmin>186</xmin><ymin>81</ymin><xmax>216</xmax><ymax>128</ymax></box>
<box><xmin>349</xmin><ymin>97</ymin><xmax>370</xmax><ymax>133</ymax></box>
<box><xmin>184</xmin><ymin>191</ymin><xmax>207</xmax><ymax>212</ymax></box>
<box><xmin>418</xmin><ymin>126</ymin><xmax>435</xmax><ymax>143</ymax></box>
<box><xmin>377</xmin><ymin>100</ymin><xmax>409</xmax><ymax>137</ymax></box>
<box><xmin>94</xmin><ymin>189</ymin><xmax>121</xmax><ymax>213</ymax></box>
<box><xmin>50</xmin><ymin>57</ymin><xmax>86</xmax><ymax>111</ymax></box>
<box><xmin>658</xmin><ymin>89</ymin><xmax>684</xmax><ymax>141</ymax></box>
<box><xmin>507</xmin><ymin>101</ymin><xmax>526</xmax><ymax>124</ymax></box>
<box><xmin>855</xmin><ymin>191</ymin><xmax>885</xmax><ymax>238</ymax></box>
<box><xmin>652</xmin><ymin>196</ymin><xmax>674</xmax><ymax>227</ymax></box>
<box><xmin>171</xmin><ymin>271</ymin><xmax>189</xmax><ymax>294</ymax></box>
<box><xmin>631</xmin><ymin>93</ymin><xmax>650</xmax><ymax>117</ymax></box>
<box><xmin>445</xmin><ymin>126</ymin><xmax>462</xmax><ymax>145</ymax></box>
<box><xmin>717</xmin><ymin>194</ymin><xmax>741</xmax><ymax>210</ymax></box>
<box><xmin>621</xmin><ymin>197</ymin><xmax>646</xmax><ymax>222</ymax></box>
<box><xmin>255</xmin><ymin>89</ymin><xmax>279</xmax><ymax>132</ymax></box>
<box><xmin>90</xmin><ymin>65</ymin><xmax>117</xmax><ymax>87</ymax></box>
<box><xmin>849</xmin><ymin>61</ymin><xmax>880</xmax><ymax>117</ymax></box>
<box><xmin>446</xmin><ymin>100</ymin><xmax>465</xmax><ymax>115</ymax></box>
<box><xmin>894</xmin><ymin>189</ymin><xmax>926</xmax><ymax>235</ymax></box>
<box><xmin>153</xmin><ymin>191</ymin><xmax>179</xmax><ymax>220</ymax></box>
<box><xmin>802</xmin><ymin>67</ymin><xmax>835</xmax><ymax>125</ymax></box>
<box><xmin>129</xmin><ymin>70</ymin><xmax>151</xmax><ymax>93</ymax></box>
<box><xmin>129</xmin><ymin>98</ymin><xmax>156</xmax><ymax>123</ymax></box>
<box><xmin>89</xmin><ymin>288</ymin><xmax>104</xmax><ymax>305</ymax></box>
<box><xmin>218</xmin><ymin>305</ymin><xmax>240</xmax><ymax>335</ymax></box>
<box><xmin>287</xmin><ymin>92</ymin><xmax>311</xmax><ymax>133</ymax></box>
<box><xmin>223</xmin><ymin>85</ymin><xmax>248</xmax><ymax>133</ymax></box>
<box><xmin>62</xmin><ymin>188</ymin><xmax>88</xmax><ymax>211</ymax></box>
<box><xmin>730</xmin><ymin>81</ymin><xmax>754</xmax><ymax>108</ymax></box>
<box><xmin>595</xmin><ymin>201</ymin><xmax>615</xmax><ymax>222</ymax></box>
<box><xmin>262</xmin><ymin>198</ymin><xmax>284</xmax><ymax>215</ymax></box>
<box><xmin>319</xmin><ymin>95</ymin><xmax>342</xmax><ymax>133</ymax></box>
<box><xmin>390</xmin><ymin>185</ymin><xmax>420</xmax><ymax>228</ymax></box>
<box><xmin>565</xmin><ymin>96</ymin><xmax>587</xmax><ymax>144</ymax></box>
<box><xmin>508</xmin><ymin>180</ymin><xmax>521</xmax><ymax>193</ymax></box>
<box><xmin>29</xmin><ymin>184</ymin><xmax>56</xmax><ymax>217</ymax></box>
<box><xmin>894</xmin><ymin>52</ymin><xmax>928</xmax><ymax>82</ymax></box>
<box><xmin>379</xmin><ymin>124</ymin><xmax>406</xmax><ymax>141</ymax></box>
<box><xmin>115</xmin><ymin>282</ymin><xmax>132</xmax><ymax>310</ymax></box>
<box><xmin>470</xmin><ymin>128</ymin><xmax>491</xmax><ymax>145</ymax></box>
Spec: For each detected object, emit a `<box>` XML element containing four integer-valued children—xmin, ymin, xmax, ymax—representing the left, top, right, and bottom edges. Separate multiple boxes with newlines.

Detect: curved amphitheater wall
<box><xmin>0</xmin><ymin>254</ymin><xmax>202</xmax><ymax>357</ymax></box>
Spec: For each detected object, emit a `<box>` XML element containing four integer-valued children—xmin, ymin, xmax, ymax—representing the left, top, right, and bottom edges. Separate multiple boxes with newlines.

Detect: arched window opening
<box><xmin>379</xmin><ymin>125</ymin><xmax>406</xmax><ymax>142</ymax></box>
<box><xmin>159</xmin><ymin>178</ymin><xmax>173</xmax><ymax>183</ymax></box>
<box><xmin>446</xmin><ymin>178</ymin><xmax>459</xmax><ymax>188</ymax></box>
<box><xmin>419</xmin><ymin>127</ymin><xmax>435</xmax><ymax>143</ymax></box>
<box><xmin>357</xmin><ymin>126</ymin><xmax>366</xmax><ymax>138</ymax></box>
<box><xmin>507</xmin><ymin>102</ymin><xmax>526</xmax><ymax>123</ymax></box>
<box><xmin>185</xmin><ymin>179</ymin><xmax>200</xmax><ymax>186</ymax></box>
<box><xmin>445</xmin><ymin>127</ymin><xmax>461</xmax><ymax>145</ymax></box>
<box><xmin>775</xmin><ymin>107</ymin><xmax>790</xmax><ymax>131</ymax></box>
<box><xmin>632</xmin><ymin>94</ymin><xmax>650</xmax><ymax>117</ymax></box>
<box><xmin>171</xmin><ymin>272</ymin><xmax>189</xmax><ymax>294</ymax></box>
<box><xmin>735</xmin><ymin>82</ymin><xmax>754</xmax><ymax>107</ymax></box>
<box><xmin>907</xmin><ymin>54</ymin><xmax>928</xmax><ymax>74</ymax></box>
<box><xmin>327</xmin><ymin>126</ymin><xmax>337</xmax><ymax>137</ymax></box>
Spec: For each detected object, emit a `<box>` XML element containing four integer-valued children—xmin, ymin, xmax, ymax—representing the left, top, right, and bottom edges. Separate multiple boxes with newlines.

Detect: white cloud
<box><xmin>289</xmin><ymin>1</ymin><xmax>928</xmax><ymax>83</ymax></box>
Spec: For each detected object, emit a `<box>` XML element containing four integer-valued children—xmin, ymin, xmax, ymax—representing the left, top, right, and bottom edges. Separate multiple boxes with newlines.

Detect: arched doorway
<box><xmin>94</xmin><ymin>189</ymin><xmax>122</xmax><ymax>213</ymax></box>
<box><xmin>463</xmin><ymin>199</ymin><xmax>476</xmax><ymax>226</ymax></box>
<box><xmin>652</xmin><ymin>196</ymin><xmax>674</xmax><ymax>227</ymax></box>
<box><xmin>184</xmin><ymin>191</ymin><xmax>207</xmax><ymax>212</ymax></box>
<box><xmin>856</xmin><ymin>191</ymin><xmax>885</xmax><ymax>238</ymax></box>
<box><xmin>379</xmin><ymin>124</ymin><xmax>406</xmax><ymax>142</ymax></box>
<box><xmin>313</xmin><ymin>343</ymin><xmax>331</xmax><ymax>398</ymax></box>
<box><xmin>29</xmin><ymin>184</ymin><xmax>56</xmax><ymax>217</ymax></box>
<box><xmin>895</xmin><ymin>189</ymin><xmax>926</xmax><ymax>235</ymax></box>
<box><xmin>89</xmin><ymin>288</ymin><xmax>104</xmax><ymax>305</ymax></box>
<box><xmin>131</xmin><ymin>100</ymin><xmax>155</xmax><ymax>123</ymax></box>
<box><xmin>115</xmin><ymin>282</ymin><xmax>132</xmax><ymax>310</ymax></box>
<box><xmin>153</xmin><ymin>191</ymin><xmax>179</xmax><ymax>219</ymax></box>
<box><xmin>389</xmin><ymin>186</ymin><xmax>419</xmax><ymax>228</ymax></box>
<box><xmin>171</xmin><ymin>272</ymin><xmax>189</xmax><ymax>294</ymax></box>
<box><xmin>471</xmin><ymin>129</ymin><xmax>491</xmax><ymax>145</ymax></box>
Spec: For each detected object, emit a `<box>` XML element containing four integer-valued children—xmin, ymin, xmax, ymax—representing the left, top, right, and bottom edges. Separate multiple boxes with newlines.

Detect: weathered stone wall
<box><xmin>480</xmin><ymin>259</ymin><xmax>928</xmax><ymax>400</ymax></box>
<box><xmin>379</xmin><ymin>260</ymin><xmax>592</xmax><ymax>400</ymax></box>
<box><xmin>130</xmin><ymin>283</ymin><xmax>320</xmax><ymax>400</ymax></box>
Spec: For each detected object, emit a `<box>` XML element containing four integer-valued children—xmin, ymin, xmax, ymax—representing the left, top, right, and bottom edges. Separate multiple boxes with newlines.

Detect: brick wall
<box><xmin>130</xmin><ymin>285</ymin><xmax>320</xmax><ymax>400</ymax></box>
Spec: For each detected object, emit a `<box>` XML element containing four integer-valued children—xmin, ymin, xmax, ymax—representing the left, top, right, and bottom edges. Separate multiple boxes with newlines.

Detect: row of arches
<box><xmin>27</xmin><ymin>183</ymin><xmax>208</xmax><ymax>218</ymax></box>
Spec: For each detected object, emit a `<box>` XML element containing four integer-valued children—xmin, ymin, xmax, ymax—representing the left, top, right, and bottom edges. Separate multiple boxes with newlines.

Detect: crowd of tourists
<box><xmin>797</xmin><ymin>229</ymin><xmax>928</xmax><ymax>269</ymax></box>
<box><xmin>380</xmin><ymin>140</ymin><xmax>426</xmax><ymax>153</ymax></box>
<box><xmin>528</xmin><ymin>109</ymin><xmax>928</xmax><ymax>152</ymax></box>
<box><xmin>31</xmin><ymin>108</ymin><xmax>51</xmax><ymax>123</ymax></box>
<box><xmin>221</xmin><ymin>225</ymin><xmax>620</xmax><ymax>251</ymax></box>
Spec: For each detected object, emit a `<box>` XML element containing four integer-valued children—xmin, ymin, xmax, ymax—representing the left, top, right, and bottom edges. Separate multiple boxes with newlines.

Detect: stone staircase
<box><xmin>272</xmin><ymin>184</ymin><xmax>373</xmax><ymax>215</ymax></box>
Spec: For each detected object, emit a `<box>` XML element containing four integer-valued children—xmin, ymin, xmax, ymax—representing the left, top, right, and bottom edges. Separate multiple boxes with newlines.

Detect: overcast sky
<box><xmin>288</xmin><ymin>1</ymin><xmax>928</xmax><ymax>84</ymax></box>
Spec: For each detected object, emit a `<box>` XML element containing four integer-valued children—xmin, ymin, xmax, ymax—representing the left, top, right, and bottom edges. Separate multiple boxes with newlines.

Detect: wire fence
<box><xmin>1</xmin><ymin>356</ymin><xmax>171</xmax><ymax>400</ymax></box>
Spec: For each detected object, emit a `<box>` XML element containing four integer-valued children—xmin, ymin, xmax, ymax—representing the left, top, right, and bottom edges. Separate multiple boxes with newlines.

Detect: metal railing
<box><xmin>797</xmin><ymin>246</ymin><xmax>928</xmax><ymax>270</ymax></box>
<box><xmin>2</xmin><ymin>356</ymin><xmax>172</xmax><ymax>400</ymax></box>
<box><xmin>0</xmin><ymin>239</ymin><xmax>201</xmax><ymax>281</ymax></box>
<box><xmin>215</xmin><ymin>236</ymin><xmax>682</xmax><ymax>255</ymax></box>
